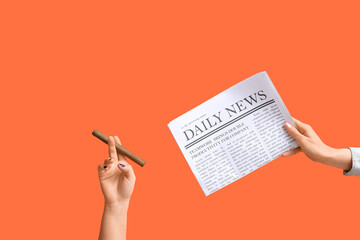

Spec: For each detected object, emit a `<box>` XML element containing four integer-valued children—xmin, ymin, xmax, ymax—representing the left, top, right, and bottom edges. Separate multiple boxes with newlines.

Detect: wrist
<box><xmin>104</xmin><ymin>199</ymin><xmax>130</xmax><ymax>214</ymax></box>
<box><xmin>325</xmin><ymin>147</ymin><xmax>352</xmax><ymax>171</ymax></box>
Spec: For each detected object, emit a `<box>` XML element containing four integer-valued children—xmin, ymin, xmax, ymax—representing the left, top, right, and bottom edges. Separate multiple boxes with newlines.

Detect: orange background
<box><xmin>1</xmin><ymin>1</ymin><xmax>360</xmax><ymax>239</ymax></box>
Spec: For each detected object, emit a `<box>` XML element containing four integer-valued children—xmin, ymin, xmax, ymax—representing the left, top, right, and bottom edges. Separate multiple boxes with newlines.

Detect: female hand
<box><xmin>98</xmin><ymin>136</ymin><xmax>136</xmax><ymax>205</ymax></box>
<box><xmin>282</xmin><ymin>118</ymin><xmax>352</xmax><ymax>171</ymax></box>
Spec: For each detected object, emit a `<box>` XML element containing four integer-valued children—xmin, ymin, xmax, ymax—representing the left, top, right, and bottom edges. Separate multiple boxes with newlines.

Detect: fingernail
<box><xmin>119</xmin><ymin>163</ymin><xmax>125</xmax><ymax>168</ymax></box>
<box><xmin>104</xmin><ymin>166</ymin><xmax>107</xmax><ymax>169</ymax></box>
<box><xmin>285</xmin><ymin>122</ymin><xmax>292</xmax><ymax>129</ymax></box>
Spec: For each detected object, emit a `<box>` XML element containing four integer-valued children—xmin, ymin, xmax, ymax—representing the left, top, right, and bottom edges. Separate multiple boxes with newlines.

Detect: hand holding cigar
<box><xmin>97</xmin><ymin>134</ymin><xmax>136</xmax><ymax>239</ymax></box>
<box><xmin>92</xmin><ymin>129</ymin><xmax>146</xmax><ymax>167</ymax></box>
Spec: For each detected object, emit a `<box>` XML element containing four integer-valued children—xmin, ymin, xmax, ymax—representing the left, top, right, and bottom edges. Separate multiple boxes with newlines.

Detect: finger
<box><xmin>292</xmin><ymin>117</ymin><xmax>308</xmax><ymax>129</ymax></box>
<box><xmin>118</xmin><ymin>161</ymin><xmax>136</xmax><ymax>182</ymax></box>
<box><xmin>98</xmin><ymin>163</ymin><xmax>108</xmax><ymax>175</ymax></box>
<box><xmin>292</xmin><ymin>118</ymin><xmax>316</xmax><ymax>137</ymax></box>
<box><xmin>284</xmin><ymin>122</ymin><xmax>306</xmax><ymax>143</ymax></box>
<box><xmin>114</xmin><ymin>135</ymin><xmax>121</xmax><ymax>145</ymax></box>
<box><xmin>294</xmin><ymin>118</ymin><xmax>321</xmax><ymax>139</ymax></box>
<box><xmin>104</xmin><ymin>157</ymin><xmax>114</xmax><ymax>165</ymax></box>
<box><xmin>108</xmin><ymin>136</ymin><xmax>118</xmax><ymax>161</ymax></box>
<box><xmin>281</xmin><ymin>147</ymin><xmax>302</xmax><ymax>157</ymax></box>
<box><xmin>114</xmin><ymin>136</ymin><xmax>127</xmax><ymax>162</ymax></box>
<box><xmin>292</xmin><ymin>118</ymin><xmax>308</xmax><ymax>134</ymax></box>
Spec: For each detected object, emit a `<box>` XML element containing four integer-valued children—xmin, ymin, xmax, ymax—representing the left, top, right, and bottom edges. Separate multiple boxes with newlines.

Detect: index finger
<box><xmin>292</xmin><ymin>117</ymin><xmax>318</xmax><ymax>138</ymax></box>
<box><xmin>292</xmin><ymin>118</ymin><xmax>307</xmax><ymax>129</ymax></box>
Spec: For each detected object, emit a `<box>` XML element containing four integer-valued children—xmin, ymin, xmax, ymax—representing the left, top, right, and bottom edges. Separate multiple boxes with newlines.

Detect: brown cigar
<box><xmin>92</xmin><ymin>129</ymin><xmax>146</xmax><ymax>167</ymax></box>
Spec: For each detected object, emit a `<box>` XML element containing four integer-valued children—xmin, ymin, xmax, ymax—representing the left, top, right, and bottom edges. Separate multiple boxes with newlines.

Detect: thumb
<box><xmin>284</xmin><ymin>122</ymin><xmax>305</xmax><ymax>143</ymax></box>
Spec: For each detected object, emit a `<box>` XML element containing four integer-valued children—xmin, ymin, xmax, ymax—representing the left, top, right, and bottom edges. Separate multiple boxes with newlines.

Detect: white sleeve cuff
<box><xmin>343</xmin><ymin>147</ymin><xmax>360</xmax><ymax>176</ymax></box>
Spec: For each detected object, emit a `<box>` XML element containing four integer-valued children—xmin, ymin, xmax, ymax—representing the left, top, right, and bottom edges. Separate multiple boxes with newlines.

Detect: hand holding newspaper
<box><xmin>168</xmin><ymin>71</ymin><xmax>299</xmax><ymax>196</ymax></box>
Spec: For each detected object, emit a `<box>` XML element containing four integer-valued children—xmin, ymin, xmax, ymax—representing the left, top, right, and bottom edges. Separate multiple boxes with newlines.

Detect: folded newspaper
<box><xmin>168</xmin><ymin>71</ymin><xmax>299</xmax><ymax>196</ymax></box>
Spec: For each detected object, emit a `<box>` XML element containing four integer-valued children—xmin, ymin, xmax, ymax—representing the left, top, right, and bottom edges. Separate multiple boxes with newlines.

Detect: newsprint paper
<box><xmin>168</xmin><ymin>71</ymin><xmax>299</xmax><ymax>196</ymax></box>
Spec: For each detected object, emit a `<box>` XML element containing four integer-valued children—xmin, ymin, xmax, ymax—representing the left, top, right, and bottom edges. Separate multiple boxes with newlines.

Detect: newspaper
<box><xmin>168</xmin><ymin>71</ymin><xmax>299</xmax><ymax>196</ymax></box>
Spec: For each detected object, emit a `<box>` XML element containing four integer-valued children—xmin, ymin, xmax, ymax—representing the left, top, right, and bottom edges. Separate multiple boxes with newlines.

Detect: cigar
<box><xmin>92</xmin><ymin>129</ymin><xmax>146</xmax><ymax>167</ymax></box>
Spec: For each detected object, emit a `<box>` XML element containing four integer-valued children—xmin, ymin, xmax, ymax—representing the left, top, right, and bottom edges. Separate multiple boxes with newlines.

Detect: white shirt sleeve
<box><xmin>343</xmin><ymin>147</ymin><xmax>360</xmax><ymax>176</ymax></box>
